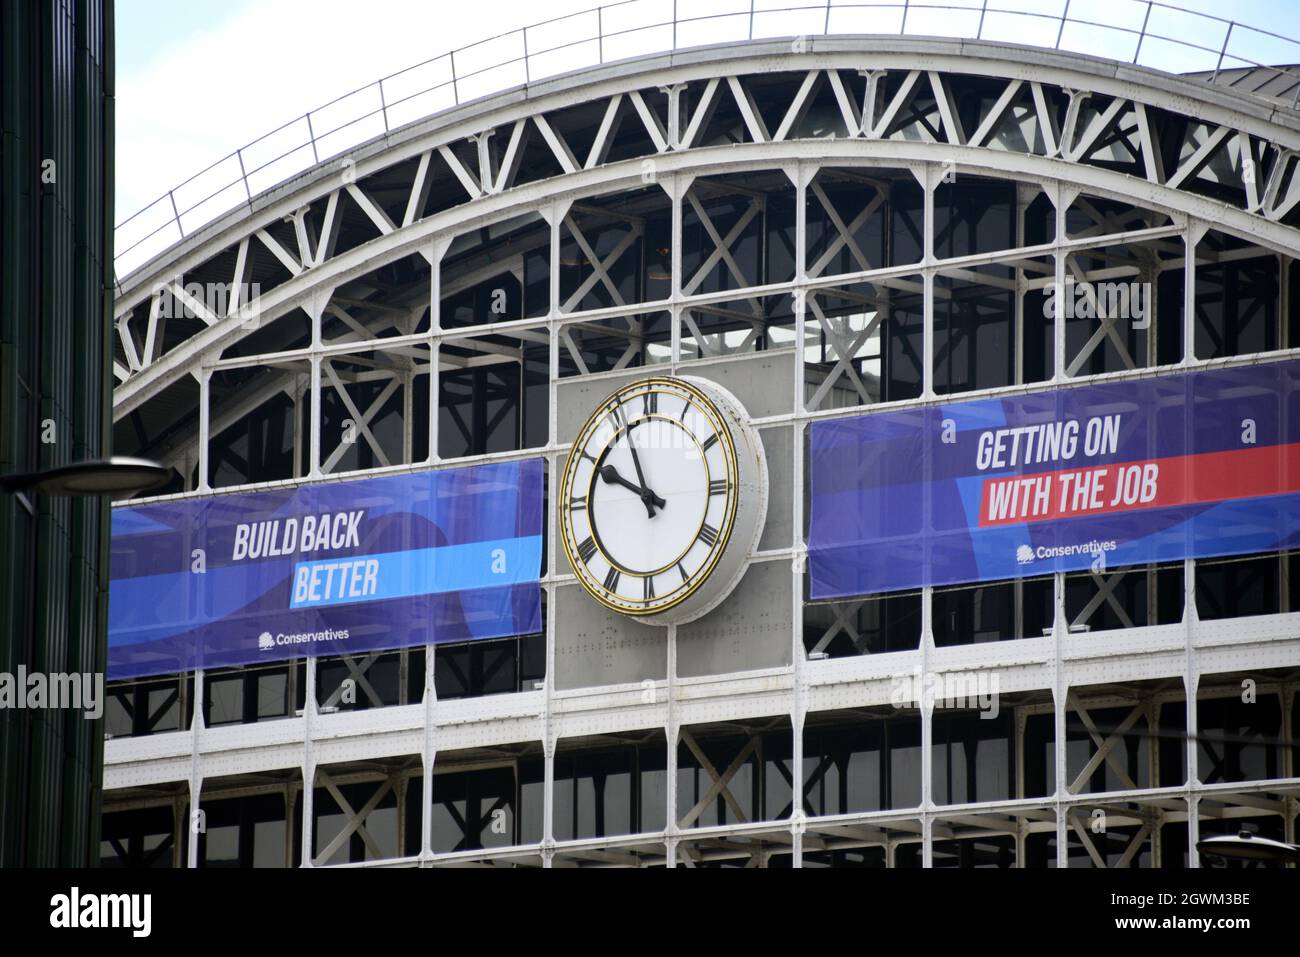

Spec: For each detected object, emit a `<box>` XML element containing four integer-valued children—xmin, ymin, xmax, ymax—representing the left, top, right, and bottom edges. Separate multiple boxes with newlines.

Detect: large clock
<box><xmin>559</xmin><ymin>375</ymin><xmax>767</xmax><ymax>625</ymax></box>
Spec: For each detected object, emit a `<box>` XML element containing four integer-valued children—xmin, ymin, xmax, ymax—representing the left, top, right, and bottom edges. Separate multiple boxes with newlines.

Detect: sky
<box><xmin>115</xmin><ymin>0</ymin><xmax>598</xmax><ymax>227</ymax></box>
<box><xmin>114</xmin><ymin>0</ymin><xmax>1300</xmax><ymax>263</ymax></box>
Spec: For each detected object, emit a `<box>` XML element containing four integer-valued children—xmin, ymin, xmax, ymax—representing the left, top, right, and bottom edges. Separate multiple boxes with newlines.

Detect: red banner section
<box><xmin>979</xmin><ymin>442</ymin><xmax>1300</xmax><ymax>527</ymax></box>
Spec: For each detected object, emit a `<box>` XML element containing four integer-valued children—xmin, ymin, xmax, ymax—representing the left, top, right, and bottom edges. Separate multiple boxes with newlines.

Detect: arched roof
<box><xmin>113</xmin><ymin>36</ymin><xmax>1300</xmax><ymax>420</ymax></box>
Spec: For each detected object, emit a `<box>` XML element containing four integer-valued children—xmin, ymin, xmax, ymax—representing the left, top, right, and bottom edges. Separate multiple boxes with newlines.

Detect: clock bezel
<box><xmin>559</xmin><ymin>376</ymin><xmax>747</xmax><ymax>619</ymax></box>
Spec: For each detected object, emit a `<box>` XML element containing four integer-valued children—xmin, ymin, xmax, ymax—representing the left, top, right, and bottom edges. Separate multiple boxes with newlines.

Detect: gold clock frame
<box><xmin>559</xmin><ymin>376</ymin><xmax>742</xmax><ymax>617</ymax></box>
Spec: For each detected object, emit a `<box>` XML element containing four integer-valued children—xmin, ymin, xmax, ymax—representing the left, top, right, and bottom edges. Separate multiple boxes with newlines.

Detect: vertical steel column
<box><xmin>300</xmin><ymin>657</ymin><xmax>317</xmax><ymax>866</ymax></box>
<box><xmin>918</xmin><ymin>163</ymin><xmax>938</xmax><ymax>867</ymax></box>
<box><xmin>1174</xmin><ymin>217</ymin><xmax>1206</xmax><ymax>861</ymax></box>
<box><xmin>420</xmin><ymin>639</ymin><xmax>436</xmax><ymax>863</ymax></box>
<box><xmin>421</xmin><ymin>239</ymin><xmax>450</xmax><ymax>864</ymax></box>
<box><xmin>666</xmin><ymin>172</ymin><xmax>690</xmax><ymax>366</ymax></box>
<box><xmin>187</xmin><ymin>668</ymin><xmax>204</xmax><ymax>867</ymax></box>
<box><xmin>1053</xmin><ymin>572</ymin><xmax>1068</xmax><ymax>867</ymax></box>
<box><xmin>1184</xmin><ymin>556</ymin><xmax>1200</xmax><ymax>867</ymax></box>
<box><xmin>1051</xmin><ymin>181</ymin><xmax>1073</xmax><ymax>866</ymax></box>
<box><xmin>541</xmin><ymin>199</ymin><xmax>568</xmax><ymax>869</ymax></box>
<box><xmin>665</xmin><ymin>621</ymin><xmax>679</xmax><ymax>867</ymax></box>
<box><xmin>1014</xmin><ymin>184</ymin><xmax>1029</xmax><ymax>387</ymax></box>
<box><xmin>308</xmin><ymin>277</ymin><xmax>325</xmax><ymax>480</ymax></box>
<box><xmin>308</xmin><ymin>356</ymin><xmax>322</xmax><ymax>478</ymax></box>
<box><xmin>1182</xmin><ymin>219</ymin><xmax>1205</xmax><ymax>866</ymax></box>
<box><xmin>1183</xmin><ymin>223</ymin><xmax>1205</xmax><ymax>364</ymax></box>
<box><xmin>1052</xmin><ymin>184</ymin><xmax>1072</xmax><ymax>383</ymax></box>
<box><xmin>665</xmin><ymin>173</ymin><xmax>685</xmax><ymax>867</ymax></box>
<box><xmin>1011</xmin><ymin>136</ymin><xmax>1030</xmax><ymax>658</ymax></box>
<box><xmin>427</xmin><ymin>240</ymin><xmax>447</xmax><ymax>465</ymax></box>
<box><xmin>197</xmin><ymin>371</ymin><xmax>211</xmax><ymax>492</ymax></box>
<box><xmin>790</xmin><ymin>162</ymin><xmax>812</xmax><ymax>867</ymax></box>
<box><xmin>920</xmin><ymin>165</ymin><xmax>936</xmax><ymax>399</ymax></box>
<box><xmin>920</xmin><ymin>586</ymin><xmax>934</xmax><ymax>868</ymax></box>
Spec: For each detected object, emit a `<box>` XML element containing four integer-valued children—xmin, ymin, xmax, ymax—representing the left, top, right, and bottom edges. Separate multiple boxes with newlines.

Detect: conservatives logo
<box><xmin>1015</xmin><ymin>540</ymin><xmax>1117</xmax><ymax>564</ymax></box>
<box><xmin>256</xmin><ymin>628</ymin><xmax>349</xmax><ymax>651</ymax></box>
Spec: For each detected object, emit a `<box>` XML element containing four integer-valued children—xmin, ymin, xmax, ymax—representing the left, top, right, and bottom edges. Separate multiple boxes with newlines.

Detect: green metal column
<box><xmin>0</xmin><ymin>0</ymin><xmax>114</xmax><ymax>868</ymax></box>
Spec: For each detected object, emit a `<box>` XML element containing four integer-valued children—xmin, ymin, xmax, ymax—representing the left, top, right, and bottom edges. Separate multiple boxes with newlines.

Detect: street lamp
<box><xmin>0</xmin><ymin>456</ymin><xmax>171</xmax><ymax>497</ymax></box>
<box><xmin>1197</xmin><ymin>829</ymin><xmax>1300</xmax><ymax>865</ymax></box>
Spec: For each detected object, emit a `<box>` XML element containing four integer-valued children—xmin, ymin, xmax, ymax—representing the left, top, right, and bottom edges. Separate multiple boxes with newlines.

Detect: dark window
<box><xmin>100</xmin><ymin>806</ymin><xmax>179</xmax><ymax>868</ymax></box>
<box><xmin>206</xmin><ymin>661</ymin><xmax>304</xmax><ymax>725</ymax></box>
<box><xmin>932</xmin><ymin>710</ymin><xmax>1016</xmax><ymax>805</ymax></box>
<box><xmin>677</xmin><ymin>722</ymin><xmax>794</xmax><ymax>827</ymax></box>
<box><xmin>105</xmin><ymin>675</ymin><xmax>194</xmax><ymax>737</ymax></box>
<box><xmin>932</xmin><ymin>576</ymin><xmax>1054</xmax><ymax>646</ymax></box>
<box><xmin>801</xmin><ymin>713</ymin><xmax>922</xmax><ymax>815</ymax></box>
<box><xmin>1196</xmin><ymin>553</ymin><xmax>1283</xmax><ymax>620</ymax></box>
<box><xmin>553</xmin><ymin>734</ymin><xmax>667</xmax><ymax>840</ymax></box>
<box><xmin>198</xmin><ymin>792</ymin><xmax>294</xmax><ymax>868</ymax></box>
<box><xmin>805</xmin><ymin>590</ymin><xmax>922</xmax><ymax>657</ymax></box>
<box><xmin>429</xmin><ymin>758</ymin><xmax>544</xmax><ymax>852</ymax></box>
<box><xmin>316</xmin><ymin>649</ymin><xmax>419</xmax><ymax>712</ymax></box>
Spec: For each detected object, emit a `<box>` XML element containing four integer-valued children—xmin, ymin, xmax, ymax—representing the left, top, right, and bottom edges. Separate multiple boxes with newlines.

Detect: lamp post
<box><xmin>0</xmin><ymin>456</ymin><xmax>171</xmax><ymax>497</ymax></box>
<box><xmin>1197</xmin><ymin>829</ymin><xmax>1300</xmax><ymax>866</ymax></box>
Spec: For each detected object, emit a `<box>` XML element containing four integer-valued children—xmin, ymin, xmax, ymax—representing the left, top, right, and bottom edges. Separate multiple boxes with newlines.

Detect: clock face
<box><xmin>559</xmin><ymin>376</ymin><xmax>766</xmax><ymax>624</ymax></box>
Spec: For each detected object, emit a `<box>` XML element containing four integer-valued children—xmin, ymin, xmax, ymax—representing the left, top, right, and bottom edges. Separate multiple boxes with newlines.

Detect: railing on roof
<box><xmin>113</xmin><ymin>0</ymin><xmax>1300</xmax><ymax>282</ymax></box>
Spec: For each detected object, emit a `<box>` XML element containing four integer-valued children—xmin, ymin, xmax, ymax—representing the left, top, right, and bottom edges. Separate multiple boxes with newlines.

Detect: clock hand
<box><xmin>598</xmin><ymin>465</ymin><xmax>666</xmax><ymax>512</ymax></box>
<box><xmin>624</xmin><ymin>430</ymin><xmax>659</xmax><ymax>515</ymax></box>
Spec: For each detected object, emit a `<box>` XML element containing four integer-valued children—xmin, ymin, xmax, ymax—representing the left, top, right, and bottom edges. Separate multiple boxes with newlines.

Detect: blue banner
<box><xmin>809</xmin><ymin>359</ymin><xmax>1300</xmax><ymax>599</ymax></box>
<box><xmin>109</xmin><ymin>459</ymin><xmax>543</xmax><ymax>679</ymax></box>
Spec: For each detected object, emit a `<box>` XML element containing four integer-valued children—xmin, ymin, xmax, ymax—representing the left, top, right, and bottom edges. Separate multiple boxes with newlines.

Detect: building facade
<box><xmin>103</xmin><ymin>28</ymin><xmax>1300</xmax><ymax>867</ymax></box>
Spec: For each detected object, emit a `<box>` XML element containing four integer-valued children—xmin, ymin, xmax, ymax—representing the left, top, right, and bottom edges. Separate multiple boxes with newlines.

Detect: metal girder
<box><xmin>115</xmin><ymin>142</ymin><xmax>1300</xmax><ymax>422</ymax></box>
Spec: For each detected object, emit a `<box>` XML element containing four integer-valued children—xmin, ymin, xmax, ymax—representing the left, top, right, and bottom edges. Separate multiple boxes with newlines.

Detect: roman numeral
<box><xmin>709</xmin><ymin>480</ymin><xmax>729</xmax><ymax>496</ymax></box>
<box><xmin>678</xmin><ymin>561</ymin><xmax>689</xmax><ymax>582</ymax></box>
<box><xmin>580</xmin><ymin>449</ymin><xmax>597</xmax><ymax>464</ymax></box>
<box><xmin>699</xmin><ymin>523</ymin><xmax>720</xmax><ymax>547</ymax></box>
<box><xmin>701</xmin><ymin>433</ymin><xmax>718</xmax><ymax>452</ymax></box>
<box><xmin>644</xmin><ymin>391</ymin><xmax>658</xmax><ymax>415</ymax></box>
<box><xmin>570</xmin><ymin>496</ymin><xmax>587</xmax><ymax>511</ymax></box>
<box><xmin>577</xmin><ymin>537</ymin><xmax>597</xmax><ymax>564</ymax></box>
<box><xmin>643</xmin><ymin>575</ymin><xmax>656</xmax><ymax>600</ymax></box>
<box><xmin>604</xmin><ymin>567</ymin><xmax>621</xmax><ymax>593</ymax></box>
<box><xmin>681</xmin><ymin>398</ymin><xmax>692</xmax><ymax>421</ymax></box>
